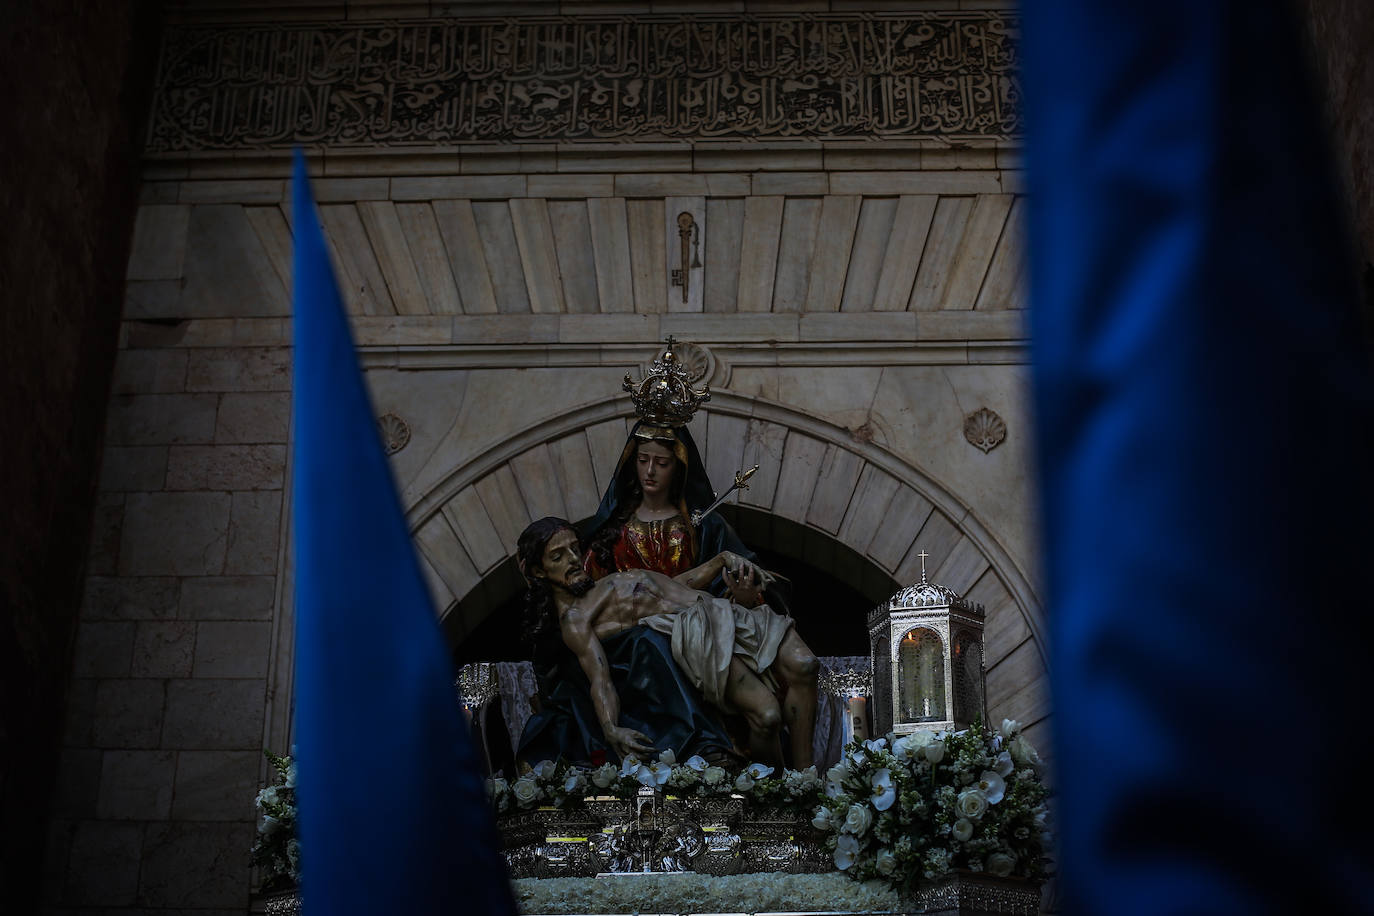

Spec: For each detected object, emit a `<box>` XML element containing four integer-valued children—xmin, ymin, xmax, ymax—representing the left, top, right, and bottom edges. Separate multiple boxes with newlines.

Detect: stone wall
<box><xmin>45</xmin><ymin>1</ymin><xmax>1049</xmax><ymax>910</ymax></box>
<box><xmin>1301</xmin><ymin>0</ymin><xmax>1374</xmax><ymax>339</ymax></box>
<box><xmin>0</xmin><ymin>2</ymin><xmax>159</xmax><ymax>911</ymax></box>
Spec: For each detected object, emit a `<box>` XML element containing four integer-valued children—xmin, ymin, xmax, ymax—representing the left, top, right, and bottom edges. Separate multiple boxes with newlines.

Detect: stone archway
<box><xmin>405</xmin><ymin>391</ymin><xmax>1050</xmax><ymax>736</ymax></box>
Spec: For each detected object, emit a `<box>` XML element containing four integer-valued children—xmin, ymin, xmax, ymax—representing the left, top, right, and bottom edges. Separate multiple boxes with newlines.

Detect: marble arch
<box><xmin>404</xmin><ymin>391</ymin><xmax>1049</xmax><ymax>733</ymax></box>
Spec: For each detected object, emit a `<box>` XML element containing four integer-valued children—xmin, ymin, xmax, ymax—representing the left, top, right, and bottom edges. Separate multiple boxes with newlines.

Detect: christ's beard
<box><xmin>566</xmin><ymin>574</ymin><xmax>594</xmax><ymax>597</ymax></box>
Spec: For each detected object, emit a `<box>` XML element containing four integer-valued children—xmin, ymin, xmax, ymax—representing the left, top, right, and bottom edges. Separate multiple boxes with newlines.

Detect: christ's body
<box><xmin>524</xmin><ymin>522</ymin><xmax>817</xmax><ymax>768</ymax></box>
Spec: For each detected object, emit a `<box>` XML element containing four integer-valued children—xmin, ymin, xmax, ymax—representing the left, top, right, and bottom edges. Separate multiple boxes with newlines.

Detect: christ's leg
<box><xmin>771</xmin><ymin>630</ymin><xmax>819</xmax><ymax>769</ymax></box>
<box><xmin>722</xmin><ymin>655</ymin><xmax>784</xmax><ymax>769</ymax></box>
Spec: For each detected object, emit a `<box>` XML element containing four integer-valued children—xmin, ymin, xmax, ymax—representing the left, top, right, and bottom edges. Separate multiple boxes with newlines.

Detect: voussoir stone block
<box><xmin>118</xmin><ymin>492</ymin><xmax>231</xmax><ymax>577</ymax></box>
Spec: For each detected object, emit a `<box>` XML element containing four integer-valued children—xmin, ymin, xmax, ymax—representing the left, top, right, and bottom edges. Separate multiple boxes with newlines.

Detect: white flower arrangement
<box><xmin>811</xmin><ymin>719</ymin><xmax>1051</xmax><ymax>893</ymax></box>
<box><xmin>484</xmin><ymin>749</ymin><xmax>827</xmax><ymax>813</ymax></box>
<box><xmin>251</xmin><ymin>749</ymin><xmax>299</xmax><ymax>891</ymax></box>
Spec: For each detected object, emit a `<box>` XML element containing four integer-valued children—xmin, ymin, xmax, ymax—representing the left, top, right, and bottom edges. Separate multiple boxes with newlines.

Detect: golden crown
<box><xmin>623</xmin><ymin>337</ymin><xmax>711</xmax><ymax>428</ymax></box>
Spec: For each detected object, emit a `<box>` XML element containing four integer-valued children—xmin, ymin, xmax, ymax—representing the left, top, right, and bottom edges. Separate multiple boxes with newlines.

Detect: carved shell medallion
<box><xmin>378</xmin><ymin>413</ymin><xmax>411</xmax><ymax>455</ymax></box>
<box><xmin>963</xmin><ymin>407</ymin><xmax>1006</xmax><ymax>454</ymax></box>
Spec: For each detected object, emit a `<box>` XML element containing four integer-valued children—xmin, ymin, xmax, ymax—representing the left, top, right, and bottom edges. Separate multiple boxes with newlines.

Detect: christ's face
<box><xmin>539</xmin><ymin>528</ymin><xmax>593</xmax><ymax>595</ymax></box>
<box><xmin>635</xmin><ymin>440</ymin><xmax>676</xmax><ymax>501</ymax></box>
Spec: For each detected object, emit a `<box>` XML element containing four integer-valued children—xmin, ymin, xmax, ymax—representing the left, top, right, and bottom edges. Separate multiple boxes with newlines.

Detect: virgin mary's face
<box><xmin>635</xmin><ymin>440</ymin><xmax>677</xmax><ymax>500</ymax></box>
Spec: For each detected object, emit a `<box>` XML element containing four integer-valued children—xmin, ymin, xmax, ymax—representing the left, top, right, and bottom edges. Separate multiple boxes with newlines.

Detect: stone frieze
<box><xmin>147</xmin><ymin>14</ymin><xmax>1020</xmax><ymax>151</ymax></box>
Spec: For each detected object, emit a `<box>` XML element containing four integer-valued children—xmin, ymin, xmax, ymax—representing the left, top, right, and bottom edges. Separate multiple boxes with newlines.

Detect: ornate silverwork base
<box><xmin>257</xmin><ymin>888</ymin><xmax>302</xmax><ymax>915</ymax></box>
<box><xmin>500</xmin><ymin>793</ymin><xmax>828</xmax><ymax>879</ymax></box>
<box><xmin>903</xmin><ymin>872</ymin><xmax>1043</xmax><ymax>915</ymax></box>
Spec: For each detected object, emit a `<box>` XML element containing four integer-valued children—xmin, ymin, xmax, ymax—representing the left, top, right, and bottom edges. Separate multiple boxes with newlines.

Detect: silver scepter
<box><xmin>689</xmin><ymin>465</ymin><xmax>760</xmax><ymax>526</ymax></box>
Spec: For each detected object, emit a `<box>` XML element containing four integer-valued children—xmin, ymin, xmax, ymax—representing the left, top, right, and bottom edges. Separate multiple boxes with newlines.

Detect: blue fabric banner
<box><xmin>290</xmin><ymin>150</ymin><xmax>516</xmax><ymax>915</ymax></box>
<box><xmin>1023</xmin><ymin>2</ymin><xmax>1374</xmax><ymax>912</ymax></box>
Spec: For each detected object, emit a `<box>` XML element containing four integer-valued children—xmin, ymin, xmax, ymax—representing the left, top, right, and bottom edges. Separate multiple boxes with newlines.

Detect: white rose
<box><xmin>987</xmin><ymin>852</ymin><xmax>1016</xmax><ymax>877</ymax></box>
<box><xmin>952</xmin><ymin>818</ymin><xmax>974</xmax><ymax>842</ymax></box>
<box><xmin>842</xmin><ymin>802</ymin><xmax>873</xmax><ymax>835</ymax></box>
<box><xmin>532</xmin><ymin>759</ymin><xmax>557</xmax><ymax>780</ymax></box>
<box><xmin>833</xmin><ymin>834</ymin><xmax>861</xmax><ymax>870</ymax></box>
<box><xmin>259</xmin><ymin>785</ymin><xmax>281</xmax><ymax>807</ymax></box>
<box><xmin>826</xmin><ymin>760</ymin><xmax>851</xmax><ymax>784</ymax></box>
<box><xmin>591</xmin><ymin>763</ymin><xmax>618</xmax><ymax>788</ymax></box>
<box><xmin>811</xmin><ymin>805</ymin><xmax>834</xmax><ymax>831</ymax></box>
<box><xmin>924</xmin><ymin>741</ymin><xmax>946</xmax><ymax>765</ymax></box>
<box><xmin>956</xmin><ymin>788</ymin><xmax>989</xmax><ymax>820</ymax></box>
<box><xmin>512</xmin><ymin>776</ymin><xmax>540</xmax><ymax>806</ymax></box>
<box><xmin>875</xmin><ymin>849</ymin><xmax>897</xmax><ymax>876</ymax></box>
<box><xmin>734</xmin><ymin>772</ymin><xmax>756</xmax><ymax>792</ymax></box>
<box><xmin>999</xmin><ymin>718</ymin><xmax>1023</xmax><ymax>739</ymax></box>
<box><xmin>908</xmin><ymin>730</ymin><xmax>936</xmax><ymax>748</ymax></box>
<box><xmin>657</xmin><ymin>749</ymin><xmax>677</xmax><ymax>766</ymax></box>
<box><xmin>703</xmin><ymin>765</ymin><xmax>727</xmax><ymax>786</ymax></box>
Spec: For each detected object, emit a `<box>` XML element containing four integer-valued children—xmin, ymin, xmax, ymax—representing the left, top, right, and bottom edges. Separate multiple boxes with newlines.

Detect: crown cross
<box><xmin>918</xmin><ymin>549</ymin><xmax>930</xmax><ymax>582</ymax></box>
<box><xmin>623</xmin><ymin>337</ymin><xmax>711</xmax><ymax>428</ymax></box>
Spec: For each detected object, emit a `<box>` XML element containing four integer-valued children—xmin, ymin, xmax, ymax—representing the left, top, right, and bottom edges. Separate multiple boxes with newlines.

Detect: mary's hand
<box><xmin>723</xmin><ymin>561</ymin><xmax>764</xmax><ymax>608</ymax></box>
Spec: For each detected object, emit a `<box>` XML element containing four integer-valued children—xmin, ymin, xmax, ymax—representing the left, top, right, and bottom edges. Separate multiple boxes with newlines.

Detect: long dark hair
<box><xmin>519</xmin><ymin>516</ymin><xmax>576</xmax><ymax>672</ymax></box>
<box><xmin>586</xmin><ymin>439</ymin><xmax>688</xmax><ymax>571</ymax></box>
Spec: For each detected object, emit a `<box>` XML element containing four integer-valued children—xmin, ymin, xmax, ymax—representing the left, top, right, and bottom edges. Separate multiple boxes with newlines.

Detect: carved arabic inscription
<box><xmin>147</xmin><ymin>14</ymin><xmax>1020</xmax><ymax>151</ymax></box>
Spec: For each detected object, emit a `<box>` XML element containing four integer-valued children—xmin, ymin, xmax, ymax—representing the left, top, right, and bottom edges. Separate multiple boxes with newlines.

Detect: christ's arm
<box><xmin>559</xmin><ymin>604</ymin><xmax>654</xmax><ymax>761</ymax></box>
<box><xmin>673</xmin><ymin>552</ymin><xmax>766</xmax><ymax>607</ymax></box>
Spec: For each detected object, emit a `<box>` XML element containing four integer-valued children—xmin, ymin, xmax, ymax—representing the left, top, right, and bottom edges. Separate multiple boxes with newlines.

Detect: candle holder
<box><xmin>867</xmin><ymin>551</ymin><xmax>987</xmax><ymax>736</ymax></box>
